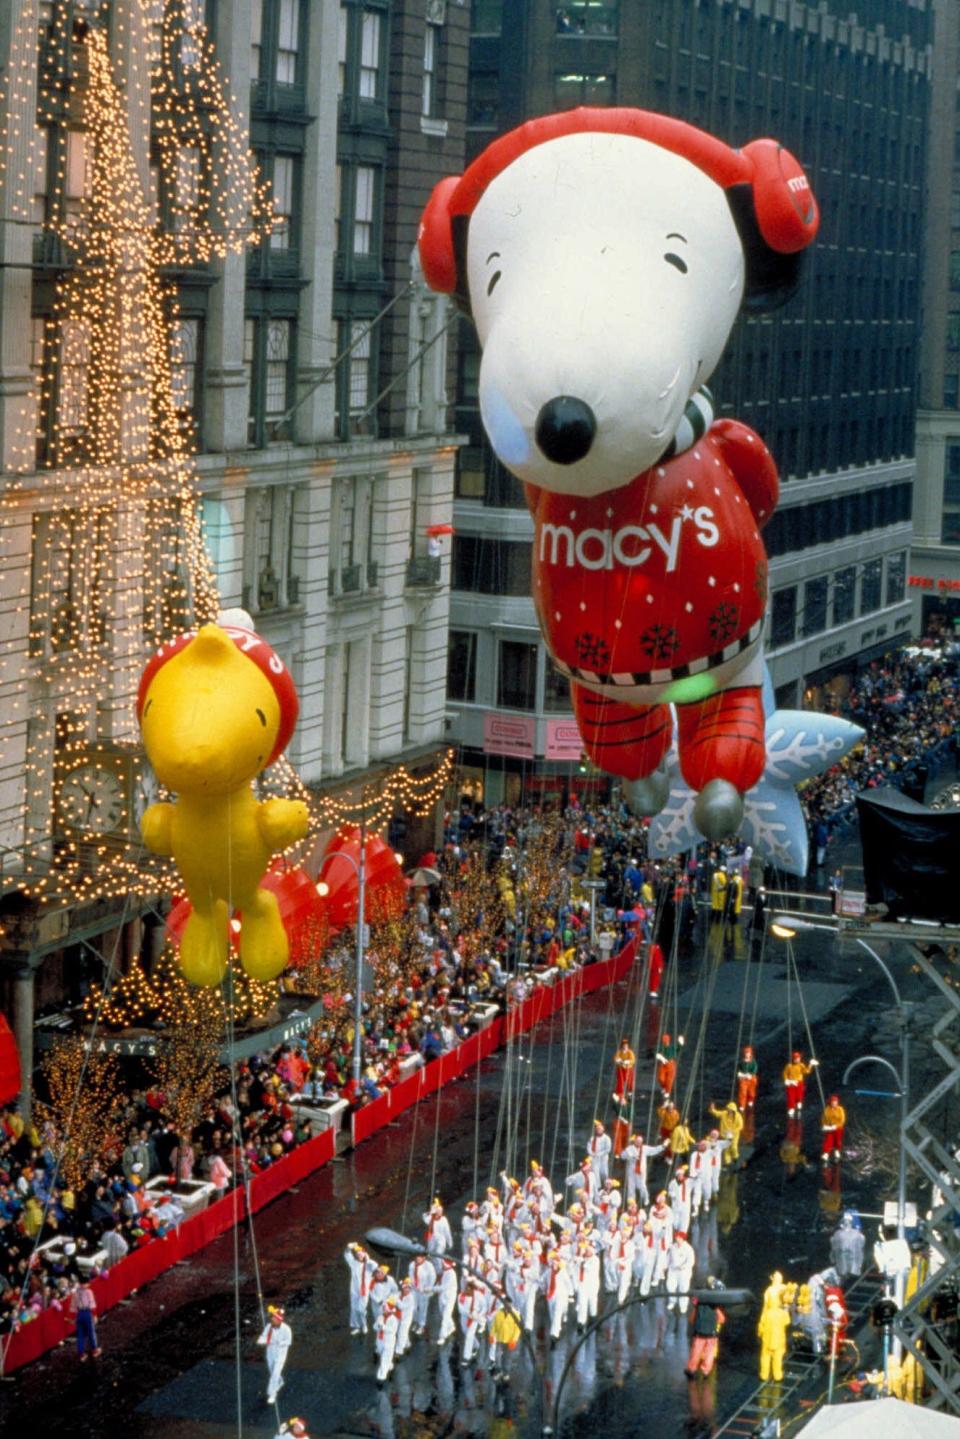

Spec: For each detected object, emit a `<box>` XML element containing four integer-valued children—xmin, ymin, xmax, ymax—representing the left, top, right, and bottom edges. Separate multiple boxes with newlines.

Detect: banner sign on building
<box><xmin>483</xmin><ymin>713</ymin><xmax>535</xmax><ymax>759</ymax></box>
<box><xmin>544</xmin><ymin>718</ymin><xmax>584</xmax><ymax>761</ymax></box>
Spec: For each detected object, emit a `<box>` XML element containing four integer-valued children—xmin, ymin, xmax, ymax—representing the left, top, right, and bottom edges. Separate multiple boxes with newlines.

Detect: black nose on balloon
<box><xmin>535</xmin><ymin>396</ymin><xmax>596</xmax><ymax>466</ymax></box>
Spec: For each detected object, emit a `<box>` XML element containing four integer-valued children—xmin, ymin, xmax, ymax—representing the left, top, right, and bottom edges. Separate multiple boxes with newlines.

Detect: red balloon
<box><xmin>164</xmin><ymin>863</ymin><xmax>326</xmax><ymax>968</ymax></box>
<box><xmin>0</xmin><ymin>1011</ymin><xmax>21</xmax><ymax>1106</ymax></box>
<box><xmin>320</xmin><ymin>829</ymin><xmax>407</xmax><ymax>930</ymax></box>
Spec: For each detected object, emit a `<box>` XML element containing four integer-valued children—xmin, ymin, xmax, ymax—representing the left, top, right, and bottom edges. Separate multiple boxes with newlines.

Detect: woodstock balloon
<box><xmin>137</xmin><ymin>613</ymin><xmax>309</xmax><ymax>987</ymax></box>
<box><xmin>419</xmin><ymin>108</ymin><xmax>819</xmax><ymax>839</ymax></box>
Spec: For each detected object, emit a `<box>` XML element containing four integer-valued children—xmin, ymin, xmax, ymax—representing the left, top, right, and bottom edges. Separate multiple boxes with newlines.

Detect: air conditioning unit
<box><xmin>341</xmin><ymin>564</ymin><xmax>362</xmax><ymax>593</ymax></box>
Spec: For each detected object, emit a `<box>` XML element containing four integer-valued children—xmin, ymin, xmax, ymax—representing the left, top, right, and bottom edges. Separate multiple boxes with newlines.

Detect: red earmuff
<box><xmin>741</xmin><ymin>138</ymin><xmax>819</xmax><ymax>254</ymax></box>
<box><xmin>418</xmin><ymin>175</ymin><xmax>461</xmax><ymax>294</ymax></box>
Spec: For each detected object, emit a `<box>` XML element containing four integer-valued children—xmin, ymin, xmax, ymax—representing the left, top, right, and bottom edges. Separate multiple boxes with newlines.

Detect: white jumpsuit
<box><xmin>375</xmin><ymin>1304</ymin><xmax>399</xmax><ymax>1381</ymax></box>
<box><xmin>344</xmin><ymin>1247</ymin><xmax>377</xmax><ymax>1334</ymax></box>
<box><xmin>665</xmin><ymin>1237</ymin><xmax>695</xmax><ymax>1313</ymax></box>
<box><xmin>436</xmin><ymin>1263</ymin><xmax>458</xmax><ymax>1345</ymax></box>
<box><xmin>258</xmin><ymin>1319</ymin><xmax>292</xmax><ymax>1403</ymax></box>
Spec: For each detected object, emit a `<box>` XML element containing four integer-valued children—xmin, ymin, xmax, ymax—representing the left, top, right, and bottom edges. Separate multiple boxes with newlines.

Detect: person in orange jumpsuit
<box><xmin>737</xmin><ymin>1045</ymin><xmax>758</xmax><ymax>1111</ymax></box>
<box><xmin>782</xmin><ymin>1050</ymin><xmax>818</xmax><ymax>1116</ymax></box>
<box><xmin>656</xmin><ymin>1033</ymin><xmax>684</xmax><ymax>1099</ymax></box>
<box><xmin>648</xmin><ymin>942</ymin><xmax>665</xmax><ymax>999</ymax></box>
<box><xmin>612</xmin><ymin>1038</ymin><xmax>636</xmax><ymax>1107</ymax></box>
<box><xmin>820</xmin><ymin>1093</ymin><xmax>846</xmax><ymax>1163</ymax></box>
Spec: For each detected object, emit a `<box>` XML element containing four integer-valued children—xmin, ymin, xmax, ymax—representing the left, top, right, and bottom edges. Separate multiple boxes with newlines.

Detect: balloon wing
<box><xmin>647</xmin><ymin>686</ymin><xmax>864</xmax><ymax>875</ymax></box>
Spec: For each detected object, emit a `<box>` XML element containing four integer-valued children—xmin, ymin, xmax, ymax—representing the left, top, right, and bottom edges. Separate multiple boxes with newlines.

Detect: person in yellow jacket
<box><xmin>820</xmin><ymin>1093</ymin><xmax>846</xmax><ymax>1163</ymax></box>
<box><xmin>709</xmin><ymin>867</ymin><xmax>727</xmax><ymax>920</ymax></box>
<box><xmin>708</xmin><ymin>1100</ymin><xmax>744</xmax><ymax>1164</ymax></box>
<box><xmin>783</xmin><ymin>1050</ymin><xmax>818</xmax><ymax>1116</ymax></box>
<box><xmin>758</xmin><ymin>1298</ymin><xmax>791</xmax><ymax>1381</ymax></box>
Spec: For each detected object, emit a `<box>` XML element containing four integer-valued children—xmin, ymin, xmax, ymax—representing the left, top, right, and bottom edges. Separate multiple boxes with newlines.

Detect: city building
<box><xmin>0</xmin><ymin>0</ymin><xmax>466</xmax><ymax>1094</ymax></box>
<box><xmin>912</xmin><ymin>0</ymin><xmax>960</xmax><ymax>637</ymax></box>
<box><xmin>449</xmin><ymin>0</ymin><xmax>929</xmax><ymax>803</ymax></box>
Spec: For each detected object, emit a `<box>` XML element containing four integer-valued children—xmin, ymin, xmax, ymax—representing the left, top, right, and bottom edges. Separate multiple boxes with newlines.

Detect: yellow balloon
<box><xmin>138</xmin><ymin>623</ymin><xmax>309</xmax><ymax>986</ymax></box>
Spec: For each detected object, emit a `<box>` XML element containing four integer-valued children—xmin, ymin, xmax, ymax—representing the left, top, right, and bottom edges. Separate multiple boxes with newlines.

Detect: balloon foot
<box><xmin>624</xmin><ymin>769</ymin><xmax>670</xmax><ymax>817</ymax></box>
<box><xmin>693</xmin><ymin>779</ymin><xmax>744</xmax><ymax>840</ymax></box>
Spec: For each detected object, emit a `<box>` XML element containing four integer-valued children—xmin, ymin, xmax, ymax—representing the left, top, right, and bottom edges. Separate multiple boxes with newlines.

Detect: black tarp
<box><xmin>857</xmin><ymin>788</ymin><xmax>960</xmax><ymax>924</ymax></box>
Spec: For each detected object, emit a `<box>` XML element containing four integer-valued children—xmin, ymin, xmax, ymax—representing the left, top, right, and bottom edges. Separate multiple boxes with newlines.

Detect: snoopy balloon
<box><xmin>420</xmin><ymin>109</ymin><xmax>819</xmax><ymax>839</ymax></box>
<box><xmin>137</xmin><ymin>614</ymin><xmax>310</xmax><ymax>987</ymax></box>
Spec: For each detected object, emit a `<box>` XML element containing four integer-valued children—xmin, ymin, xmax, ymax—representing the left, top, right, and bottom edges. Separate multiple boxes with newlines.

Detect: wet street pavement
<box><xmin>3</xmin><ymin>863</ymin><xmax>943</xmax><ymax>1439</ymax></box>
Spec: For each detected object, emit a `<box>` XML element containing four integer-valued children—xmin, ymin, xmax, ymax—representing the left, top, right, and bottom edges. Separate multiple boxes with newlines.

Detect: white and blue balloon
<box><xmin>646</xmin><ymin>671</ymin><xmax>864</xmax><ymax>875</ymax></box>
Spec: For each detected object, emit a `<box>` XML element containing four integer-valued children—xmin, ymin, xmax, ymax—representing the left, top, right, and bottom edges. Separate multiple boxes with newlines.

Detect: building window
<box><xmin>276</xmin><ymin>0</ymin><xmax>300</xmax><ymax>84</ymax></box>
<box><xmin>245</xmin><ymin>316</ymin><xmax>295</xmax><ymax>444</ymax></box>
<box><xmin>498</xmin><ymin>640</ymin><xmax>538</xmax><ymax>710</ymax></box>
<box><xmin>951</xmin><ymin>251</ymin><xmax>960</xmax><ymax>292</ymax></box>
<box><xmin>265</xmin><ymin>319</ymin><xmax>292</xmax><ymax>421</ymax></box>
<box><xmin>471</xmin><ymin>0</ymin><xmax>502</xmax><ymax>33</ymax></box>
<box><xmin>243</xmin><ymin>485</ymin><xmax>303</xmax><ymax>613</ymax></box>
<box><xmin>948</xmin><ymin>315</ymin><xmax>960</xmax><ymax>352</ymax></box>
<box><xmin>353</xmin><ymin>165</ymin><xmax>376</xmax><ymax>255</ymax></box>
<box><xmin>338</xmin><ymin>3</ymin><xmax>348</xmax><ymax>94</ymax></box>
<box><xmin>422</xmin><ymin>22</ymin><xmax>440</xmax><ymax>117</ymax></box>
<box><xmin>170</xmin><ymin>315</ymin><xmax>201</xmax><ymax>429</ymax></box>
<box><xmin>861</xmin><ymin>558</ymin><xmax>883</xmax><ymax>614</ymax></box>
<box><xmin>334</xmin><ymin>319</ymin><xmax>376</xmax><ymax>438</ymax></box>
<box><xmin>447</xmin><ymin>630</ymin><xmax>478</xmax><ymax>702</ymax></box>
<box><xmin>543</xmin><ymin>658</ymin><xmax>571</xmax><ymax>713</ymax></box>
<box><xmin>945</xmin><ymin>374</ymin><xmax>960</xmax><ymax>409</ymax></box>
<box><xmin>770</xmin><ymin>587</ymin><xmax>797</xmax><ymax>648</ymax></box>
<box><xmin>269</xmin><ymin>154</ymin><xmax>295</xmax><ymax>249</ymax></box>
<box><xmin>359</xmin><ymin>9</ymin><xmax>383</xmax><ymax>99</ymax></box>
<box><xmin>349</xmin><ymin>324</ymin><xmax>372</xmax><ymax>414</ymax></box>
<box><xmin>56</xmin><ymin>318</ymin><xmax>90</xmax><ymax>446</ymax></box>
<box><xmin>453</xmin><ymin>536</ymin><xmax>531</xmax><ymax>596</ymax></box>
<box><xmin>251</xmin><ymin>0</ymin><xmax>263</xmax><ymax>79</ymax></box>
<box><xmin>886</xmin><ymin>551</ymin><xmax>906</xmax><ymax>607</ymax></box>
<box><xmin>330</xmin><ymin>475</ymin><xmax>374</xmax><ymax>592</ymax></box>
<box><xmin>554</xmin><ymin>71</ymin><xmax>615</xmax><ymax>108</ymax></box>
<box><xmin>832</xmin><ymin>566</ymin><xmax>856</xmax><ymax>627</ymax></box>
<box><xmin>557</xmin><ymin>2</ymin><xmax>618</xmax><ymax>36</ymax></box>
<box><xmin>802</xmin><ymin>575</ymin><xmax>828</xmax><ymax>638</ymax></box>
<box><xmin>468</xmin><ymin>70</ymin><xmax>499</xmax><ymax>125</ymax></box>
<box><xmin>30</xmin><ymin>508</ymin><xmax>108</xmax><ymax>657</ymax></box>
<box><xmin>946</xmin><ymin>443</ymin><xmax>960</xmax><ymax>503</ymax></box>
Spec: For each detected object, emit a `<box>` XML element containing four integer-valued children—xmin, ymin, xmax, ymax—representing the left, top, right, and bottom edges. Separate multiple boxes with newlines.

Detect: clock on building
<box><xmin>53</xmin><ymin>746</ymin><xmax>137</xmax><ymax>841</ymax></box>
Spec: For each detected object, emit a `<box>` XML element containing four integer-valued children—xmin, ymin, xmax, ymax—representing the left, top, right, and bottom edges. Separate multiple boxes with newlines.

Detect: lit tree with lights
<box><xmin>34</xmin><ymin>1035</ymin><xmax>120</xmax><ymax>1192</ymax></box>
<box><xmin>150</xmin><ymin>992</ymin><xmax>225</xmax><ymax>1169</ymax></box>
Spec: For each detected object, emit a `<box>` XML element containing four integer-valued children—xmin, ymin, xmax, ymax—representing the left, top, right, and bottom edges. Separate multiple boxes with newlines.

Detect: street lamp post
<box><xmin>317</xmin><ymin>831</ymin><xmax>367</xmax><ymax>1088</ymax></box>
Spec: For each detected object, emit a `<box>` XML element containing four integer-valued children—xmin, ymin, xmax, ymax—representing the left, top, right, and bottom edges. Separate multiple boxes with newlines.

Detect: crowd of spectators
<box><xmin>799</xmin><ymin>641</ymin><xmax>959</xmax><ymax>831</ymax></box>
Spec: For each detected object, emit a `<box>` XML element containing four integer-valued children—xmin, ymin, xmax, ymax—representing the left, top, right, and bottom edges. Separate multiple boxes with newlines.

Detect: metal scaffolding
<box><xmin>840</xmin><ymin>917</ymin><xmax>960</xmax><ymax>1414</ymax></box>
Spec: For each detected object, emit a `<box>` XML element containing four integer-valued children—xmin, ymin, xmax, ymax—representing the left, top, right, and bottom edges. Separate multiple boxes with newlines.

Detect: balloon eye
<box><xmin>142</xmin><ymin>699</ymin><xmax>153</xmax><ymax>718</ymax></box>
<box><xmin>664</xmin><ymin>253</ymin><xmax>688</xmax><ymax>274</ymax></box>
<box><xmin>256</xmin><ymin>708</ymin><xmax>267</xmax><ymax>726</ymax></box>
<box><xmin>487</xmin><ymin>270</ymin><xmax>502</xmax><ymax>296</ymax></box>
